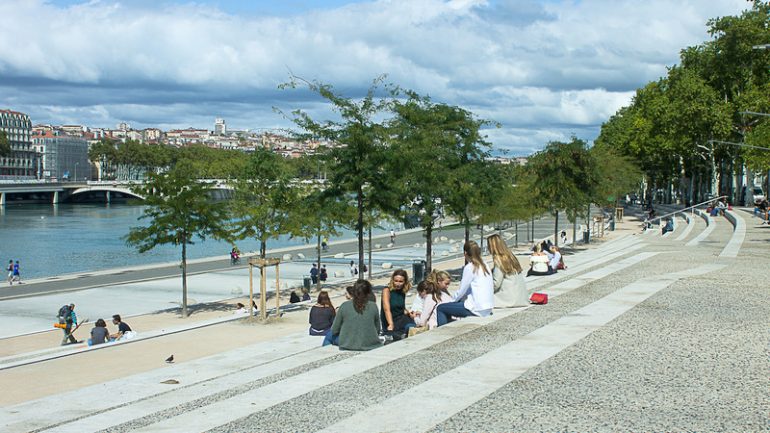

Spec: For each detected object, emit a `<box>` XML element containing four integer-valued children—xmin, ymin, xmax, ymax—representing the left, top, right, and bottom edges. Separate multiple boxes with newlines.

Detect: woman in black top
<box><xmin>309</xmin><ymin>291</ymin><xmax>335</xmax><ymax>336</ymax></box>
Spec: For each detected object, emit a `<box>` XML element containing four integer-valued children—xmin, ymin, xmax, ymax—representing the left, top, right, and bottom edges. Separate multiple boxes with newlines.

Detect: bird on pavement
<box><xmin>165</xmin><ymin>355</ymin><xmax>174</xmax><ymax>363</ymax></box>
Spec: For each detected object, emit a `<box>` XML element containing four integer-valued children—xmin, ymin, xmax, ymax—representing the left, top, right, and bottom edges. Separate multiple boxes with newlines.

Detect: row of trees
<box><xmin>125</xmin><ymin>78</ymin><xmax>640</xmax><ymax>317</ymax></box>
<box><xmin>595</xmin><ymin>1</ymin><xmax>770</xmax><ymax>205</ymax></box>
<box><xmin>89</xmin><ymin>139</ymin><xmax>249</xmax><ymax>180</ymax></box>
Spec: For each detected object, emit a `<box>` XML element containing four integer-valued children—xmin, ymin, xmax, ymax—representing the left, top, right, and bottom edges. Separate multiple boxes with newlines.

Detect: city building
<box><xmin>0</xmin><ymin>109</ymin><xmax>37</xmax><ymax>179</ymax></box>
<box><xmin>214</xmin><ymin>118</ymin><xmax>226</xmax><ymax>135</ymax></box>
<box><xmin>32</xmin><ymin>129</ymin><xmax>90</xmax><ymax>181</ymax></box>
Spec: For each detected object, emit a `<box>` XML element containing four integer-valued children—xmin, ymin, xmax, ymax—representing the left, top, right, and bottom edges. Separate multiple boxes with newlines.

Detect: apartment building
<box><xmin>0</xmin><ymin>109</ymin><xmax>37</xmax><ymax>179</ymax></box>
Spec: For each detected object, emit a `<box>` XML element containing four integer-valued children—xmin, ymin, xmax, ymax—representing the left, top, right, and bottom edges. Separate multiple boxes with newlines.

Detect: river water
<box><xmin>0</xmin><ymin>203</ymin><xmax>395</xmax><ymax>280</ymax></box>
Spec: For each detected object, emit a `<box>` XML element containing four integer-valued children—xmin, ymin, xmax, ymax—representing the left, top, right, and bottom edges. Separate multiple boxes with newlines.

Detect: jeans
<box><xmin>322</xmin><ymin>329</ymin><xmax>339</xmax><ymax>346</ymax></box>
<box><xmin>436</xmin><ymin>301</ymin><xmax>474</xmax><ymax>327</ymax></box>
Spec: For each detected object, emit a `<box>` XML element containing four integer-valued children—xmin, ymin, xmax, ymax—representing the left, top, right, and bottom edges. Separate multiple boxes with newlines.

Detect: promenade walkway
<box><xmin>1</xmin><ymin>207</ymin><xmax>767</xmax><ymax>432</ymax></box>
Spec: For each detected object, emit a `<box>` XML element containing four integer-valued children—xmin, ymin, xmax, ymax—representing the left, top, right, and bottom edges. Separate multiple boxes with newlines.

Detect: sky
<box><xmin>0</xmin><ymin>0</ymin><xmax>750</xmax><ymax>156</ymax></box>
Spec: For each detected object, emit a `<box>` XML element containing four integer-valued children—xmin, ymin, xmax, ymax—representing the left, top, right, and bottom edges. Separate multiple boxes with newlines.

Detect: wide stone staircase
<box><xmin>1</xmin><ymin>208</ymin><xmax>767</xmax><ymax>433</ymax></box>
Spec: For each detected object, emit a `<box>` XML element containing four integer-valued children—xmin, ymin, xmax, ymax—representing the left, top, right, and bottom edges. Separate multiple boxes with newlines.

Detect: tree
<box><xmin>125</xmin><ymin>163</ymin><xmax>230</xmax><ymax>317</ymax></box>
<box><xmin>0</xmin><ymin>131</ymin><xmax>10</xmax><ymax>157</ymax></box>
<box><xmin>296</xmin><ymin>186</ymin><xmax>352</xmax><ymax>290</ymax></box>
<box><xmin>229</xmin><ymin>148</ymin><xmax>303</xmax><ymax>259</ymax></box>
<box><xmin>525</xmin><ymin>138</ymin><xmax>597</xmax><ymax>245</ymax></box>
<box><xmin>280</xmin><ymin>76</ymin><xmax>397</xmax><ymax>272</ymax></box>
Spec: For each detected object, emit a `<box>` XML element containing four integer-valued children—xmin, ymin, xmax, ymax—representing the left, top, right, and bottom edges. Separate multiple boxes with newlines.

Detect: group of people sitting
<box><xmin>88</xmin><ymin>314</ymin><xmax>134</xmax><ymax>346</ymax></box>
<box><xmin>307</xmin><ymin>234</ymin><xmax>531</xmax><ymax>351</ymax></box>
<box><xmin>526</xmin><ymin>240</ymin><xmax>564</xmax><ymax>277</ymax></box>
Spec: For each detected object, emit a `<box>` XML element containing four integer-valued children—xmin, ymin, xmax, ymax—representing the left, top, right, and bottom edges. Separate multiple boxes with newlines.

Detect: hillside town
<box><xmin>0</xmin><ymin>109</ymin><xmax>523</xmax><ymax>182</ymax></box>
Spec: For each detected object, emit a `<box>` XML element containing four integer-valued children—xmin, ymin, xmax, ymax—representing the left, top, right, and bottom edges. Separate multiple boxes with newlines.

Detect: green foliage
<box><xmin>590</xmin><ymin>145</ymin><xmax>643</xmax><ymax>207</ymax></box>
<box><xmin>525</xmin><ymin>137</ymin><xmax>597</xmax><ymax>221</ymax></box>
<box><xmin>279</xmin><ymin>75</ymin><xmax>397</xmax><ymax>270</ymax></box>
<box><xmin>124</xmin><ymin>163</ymin><xmax>231</xmax><ymax>317</ymax></box>
<box><xmin>597</xmin><ymin>2</ymin><xmax>769</xmax><ymax>203</ymax></box>
<box><xmin>174</xmin><ymin>145</ymin><xmax>248</xmax><ymax>179</ymax></box>
<box><xmin>228</xmin><ymin>148</ymin><xmax>303</xmax><ymax>258</ymax></box>
<box><xmin>0</xmin><ymin>131</ymin><xmax>10</xmax><ymax>157</ymax></box>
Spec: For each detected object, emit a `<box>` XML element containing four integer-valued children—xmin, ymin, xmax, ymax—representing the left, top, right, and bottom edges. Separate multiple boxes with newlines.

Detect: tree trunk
<box><xmin>553</xmin><ymin>210</ymin><xmax>559</xmax><ymax>247</ymax></box>
<box><xmin>514</xmin><ymin>219</ymin><xmax>518</xmax><ymax>248</ymax></box>
<box><xmin>425</xmin><ymin>223</ymin><xmax>433</xmax><ymax>273</ymax></box>
<box><xmin>260</xmin><ymin>240</ymin><xmax>266</xmax><ymax>259</ymax></box>
<box><xmin>316</xmin><ymin>232</ymin><xmax>321</xmax><ymax>291</ymax></box>
<box><xmin>357</xmin><ymin>188</ymin><xmax>365</xmax><ymax>274</ymax></box>
<box><xmin>181</xmin><ymin>239</ymin><xmax>188</xmax><ymax>318</ymax></box>
<box><xmin>368</xmin><ymin>225</ymin><xmax>373</xmax><ymax>280</ymax></box>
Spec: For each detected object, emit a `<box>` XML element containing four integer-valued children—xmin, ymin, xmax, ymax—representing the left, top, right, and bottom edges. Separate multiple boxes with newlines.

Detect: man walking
<box><xmin>310</xmin><ymin>263</ymin><xmax>319</xmax><ymax>285</ymax></box>
<box><xmin>11</xmin><ymin>260</ymin><xmax>21</xmax><ymax>284</ymax></box>
<box><xmin>59</xmin><ymin>303</ymin><xmax>78</xmax><ymax>345</ymax></box>
<box><xmin>7</xmin><ymin>260</ymin><xmax>13</xmax><ymax>285</ymax></box>
<box><xmin>390</xmin><ymin>229</ymin><xmax>396</xmax><ymax>244</ymax></box>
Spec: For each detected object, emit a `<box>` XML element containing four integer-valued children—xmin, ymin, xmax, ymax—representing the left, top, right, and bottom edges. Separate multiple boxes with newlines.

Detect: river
<box><xmin>0</xmin><ymin>203</ymin><xmax>397</xmax><ymax>280</ymax></box>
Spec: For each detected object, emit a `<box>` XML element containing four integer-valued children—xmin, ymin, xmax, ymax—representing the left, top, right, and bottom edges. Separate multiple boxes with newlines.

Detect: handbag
<box><xmin>529</xmin><ymin>292</ymin><xmax>548</xmax><ymax>304</ymax></box>
<box><xmin>407</xmin><ymin>302</ymin><xmax>437</xmax><ymax>337</ymax></box>
<box><xmin>408</xmin><ymin>326</ymin><xmax>428</xmax><ymax>337</ymax></box>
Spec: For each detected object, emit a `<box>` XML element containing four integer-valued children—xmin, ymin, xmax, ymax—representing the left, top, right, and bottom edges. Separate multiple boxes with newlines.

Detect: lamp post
<box><xmin>74</xmin><ymin>162</ymin><xmax>79</xmax><ymax>182</ymax></box>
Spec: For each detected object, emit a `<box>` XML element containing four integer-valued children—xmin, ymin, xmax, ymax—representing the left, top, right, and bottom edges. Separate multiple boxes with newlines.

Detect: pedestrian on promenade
<box><xmin>526</xmin><ymin>243</ymin><xmax>552</xmax><ymax>277</ymax></box>
<box><xmin>349</xmin><ymin>261</ymin><xmax>358</xmax><ymax>277</ymax></box>
<box><xmin>310</xmin><ymin>263</ymin><xmax>319</xmax><ymax>284</ymax></box>
<box><xmin>110</xmin><ymin>314</ymin><xmax>134</xmax><ymax>341</ymax></box>
<box><xmin>59</xmin><ymin>303</ymin><xmax>79</xmax><ymax>345</ymax></box>
<box><xmin>381</xmin><ymin>269</ymin><xmax>415</xmax><ymax>336</ymax></box>
<box><xmin>323</xmin><ymin>279</ymin><xmax>381</xmax><ymax>350</ymax></box>
<box><xmin>7</xmin><ymin>260</ymin><xmax>13</xmax><ymax>285</ymax></box>
<box><xmin>12</xmin><ymin>260</ymin><xmax>21</xmax><ymax>284</ymax></box>
<box><xmin>487</xmin><ymin>234</ymin><xmax>528</xmax><ymax>308</ymax></box>
<box><xmin>390</xmin><ymin>229</ymin><xmax>396</xmax><ymax>244</ymax></box>
<box><xmin>89</xmin><ymin>318</ymin><xmax>109</xmax><ymax>346</ymax></box>
<box><xmin>322</xmin><ymin>237</ymin><xmax>329</xmax><ymax>251</ymax></box>
<box><xmin>436</xmin><ymin>241</ymin><xmax>494</xmax><ymax>327</ymax></box>
<box><xmin>320</xmin><ymin>265</ymin><xmax>328</xmax><ymax>282</ymax></box>
<box><xmin>309</xmin><ymin>291</ymin><xmax>335</xmax><ymax>336</ymax></box>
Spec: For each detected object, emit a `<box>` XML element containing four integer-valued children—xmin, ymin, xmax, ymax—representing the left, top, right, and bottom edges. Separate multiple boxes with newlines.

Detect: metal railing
<box><xmin>646</xmin><ymin>195</ymin><xmax>727</xmax><ymax>225</ymax></box>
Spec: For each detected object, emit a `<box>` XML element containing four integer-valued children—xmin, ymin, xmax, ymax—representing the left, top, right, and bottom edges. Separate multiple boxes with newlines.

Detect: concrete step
<box><xmin>1</xmin><ymin>235</ymin><xmax>653</xmax><ymax>433</ymax></box>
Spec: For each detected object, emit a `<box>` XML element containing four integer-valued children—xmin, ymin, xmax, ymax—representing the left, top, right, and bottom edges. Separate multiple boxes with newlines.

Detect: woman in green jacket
<box><xmin>324</xmin><ymin>280</ymin><xmax>382</xmax><ymax>350</ymax></box>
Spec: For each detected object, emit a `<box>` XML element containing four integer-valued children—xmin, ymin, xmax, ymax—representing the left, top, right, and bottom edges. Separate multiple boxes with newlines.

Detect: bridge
<box><xmin>0</xmin><ymin>179</ymin><xmax>247</xmax><ymax>205</ymax></box>
<box><xmin>0</xmin><ymin>180</ymin><xmax>145</xmax><ymax>205</ymax></box>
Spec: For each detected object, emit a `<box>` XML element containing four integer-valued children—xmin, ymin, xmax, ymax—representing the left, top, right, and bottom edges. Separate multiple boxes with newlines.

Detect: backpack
<box><xmin>57</xmin><ymin>305</ymin><xmax>70</xmax><ymax>322</ymax></box>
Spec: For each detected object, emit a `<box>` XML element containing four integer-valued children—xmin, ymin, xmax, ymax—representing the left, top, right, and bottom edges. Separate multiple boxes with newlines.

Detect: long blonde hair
<box><xmin>464</xmin><ymin>241</ymin><xmax>489</xmax><ymax>275</ymax></box>
<box><xmin>487</xmin><ymin>234</ymin><xmax>522</xmax><ymax>274</ymax></box>
<box><xmin>425</xmin><ymin>269</ymin><xmax>451</xmax><ymax>303</ymax></box>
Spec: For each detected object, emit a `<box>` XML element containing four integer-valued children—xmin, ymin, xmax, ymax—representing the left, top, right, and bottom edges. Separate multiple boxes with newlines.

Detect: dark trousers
<box><xmin>61</xmin><ymin>323</ymin><xmax>77</xmax><ymax>345</ymax></box>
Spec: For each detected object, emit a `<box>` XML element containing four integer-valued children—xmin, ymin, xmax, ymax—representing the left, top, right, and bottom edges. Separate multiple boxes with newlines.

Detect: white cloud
<box><xmin>0</xmin><ymin>0</ymin><xmax>750</xmax><ymax>155</ymax></box>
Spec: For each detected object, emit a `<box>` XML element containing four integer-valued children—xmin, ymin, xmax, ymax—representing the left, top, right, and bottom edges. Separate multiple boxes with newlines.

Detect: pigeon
<box><xmin>165</xmin><ymin>355</ymin><xmax>174</xmax><ymax>363</ymax></box>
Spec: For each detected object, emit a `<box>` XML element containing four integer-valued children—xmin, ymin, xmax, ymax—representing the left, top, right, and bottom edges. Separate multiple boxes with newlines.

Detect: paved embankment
<box><xmin>3</xmin><ymin>207</ymin><xmax>765</xmax><ymax>432</ymax></box>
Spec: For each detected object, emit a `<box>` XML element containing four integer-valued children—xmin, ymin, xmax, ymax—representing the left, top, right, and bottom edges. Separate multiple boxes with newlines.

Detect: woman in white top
<box><xmin>487</xmin><ymin>234</ymin><xmax>529</xmax><ymax>307</ymax></box>
<box><xmin>526</xmin><ymin>243</ymin><xmax>552</xmax><ymax>277</ymax></box>
<box><xmin>436</xmin><ymin>241</ymin><xmax>494</xmax><ymax>326</ymax></box>
<box><xmin>415</xmin><ymin>270</ymin><xmax>453</xmax><ymax>329</ymax></box>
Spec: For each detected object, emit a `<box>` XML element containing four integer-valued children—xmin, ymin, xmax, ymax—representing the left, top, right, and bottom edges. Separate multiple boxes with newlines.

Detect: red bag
<box><xmin>530</xmin><ymin>293</ymin><xmax>548</xmax><ymax>304</ymax></box>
